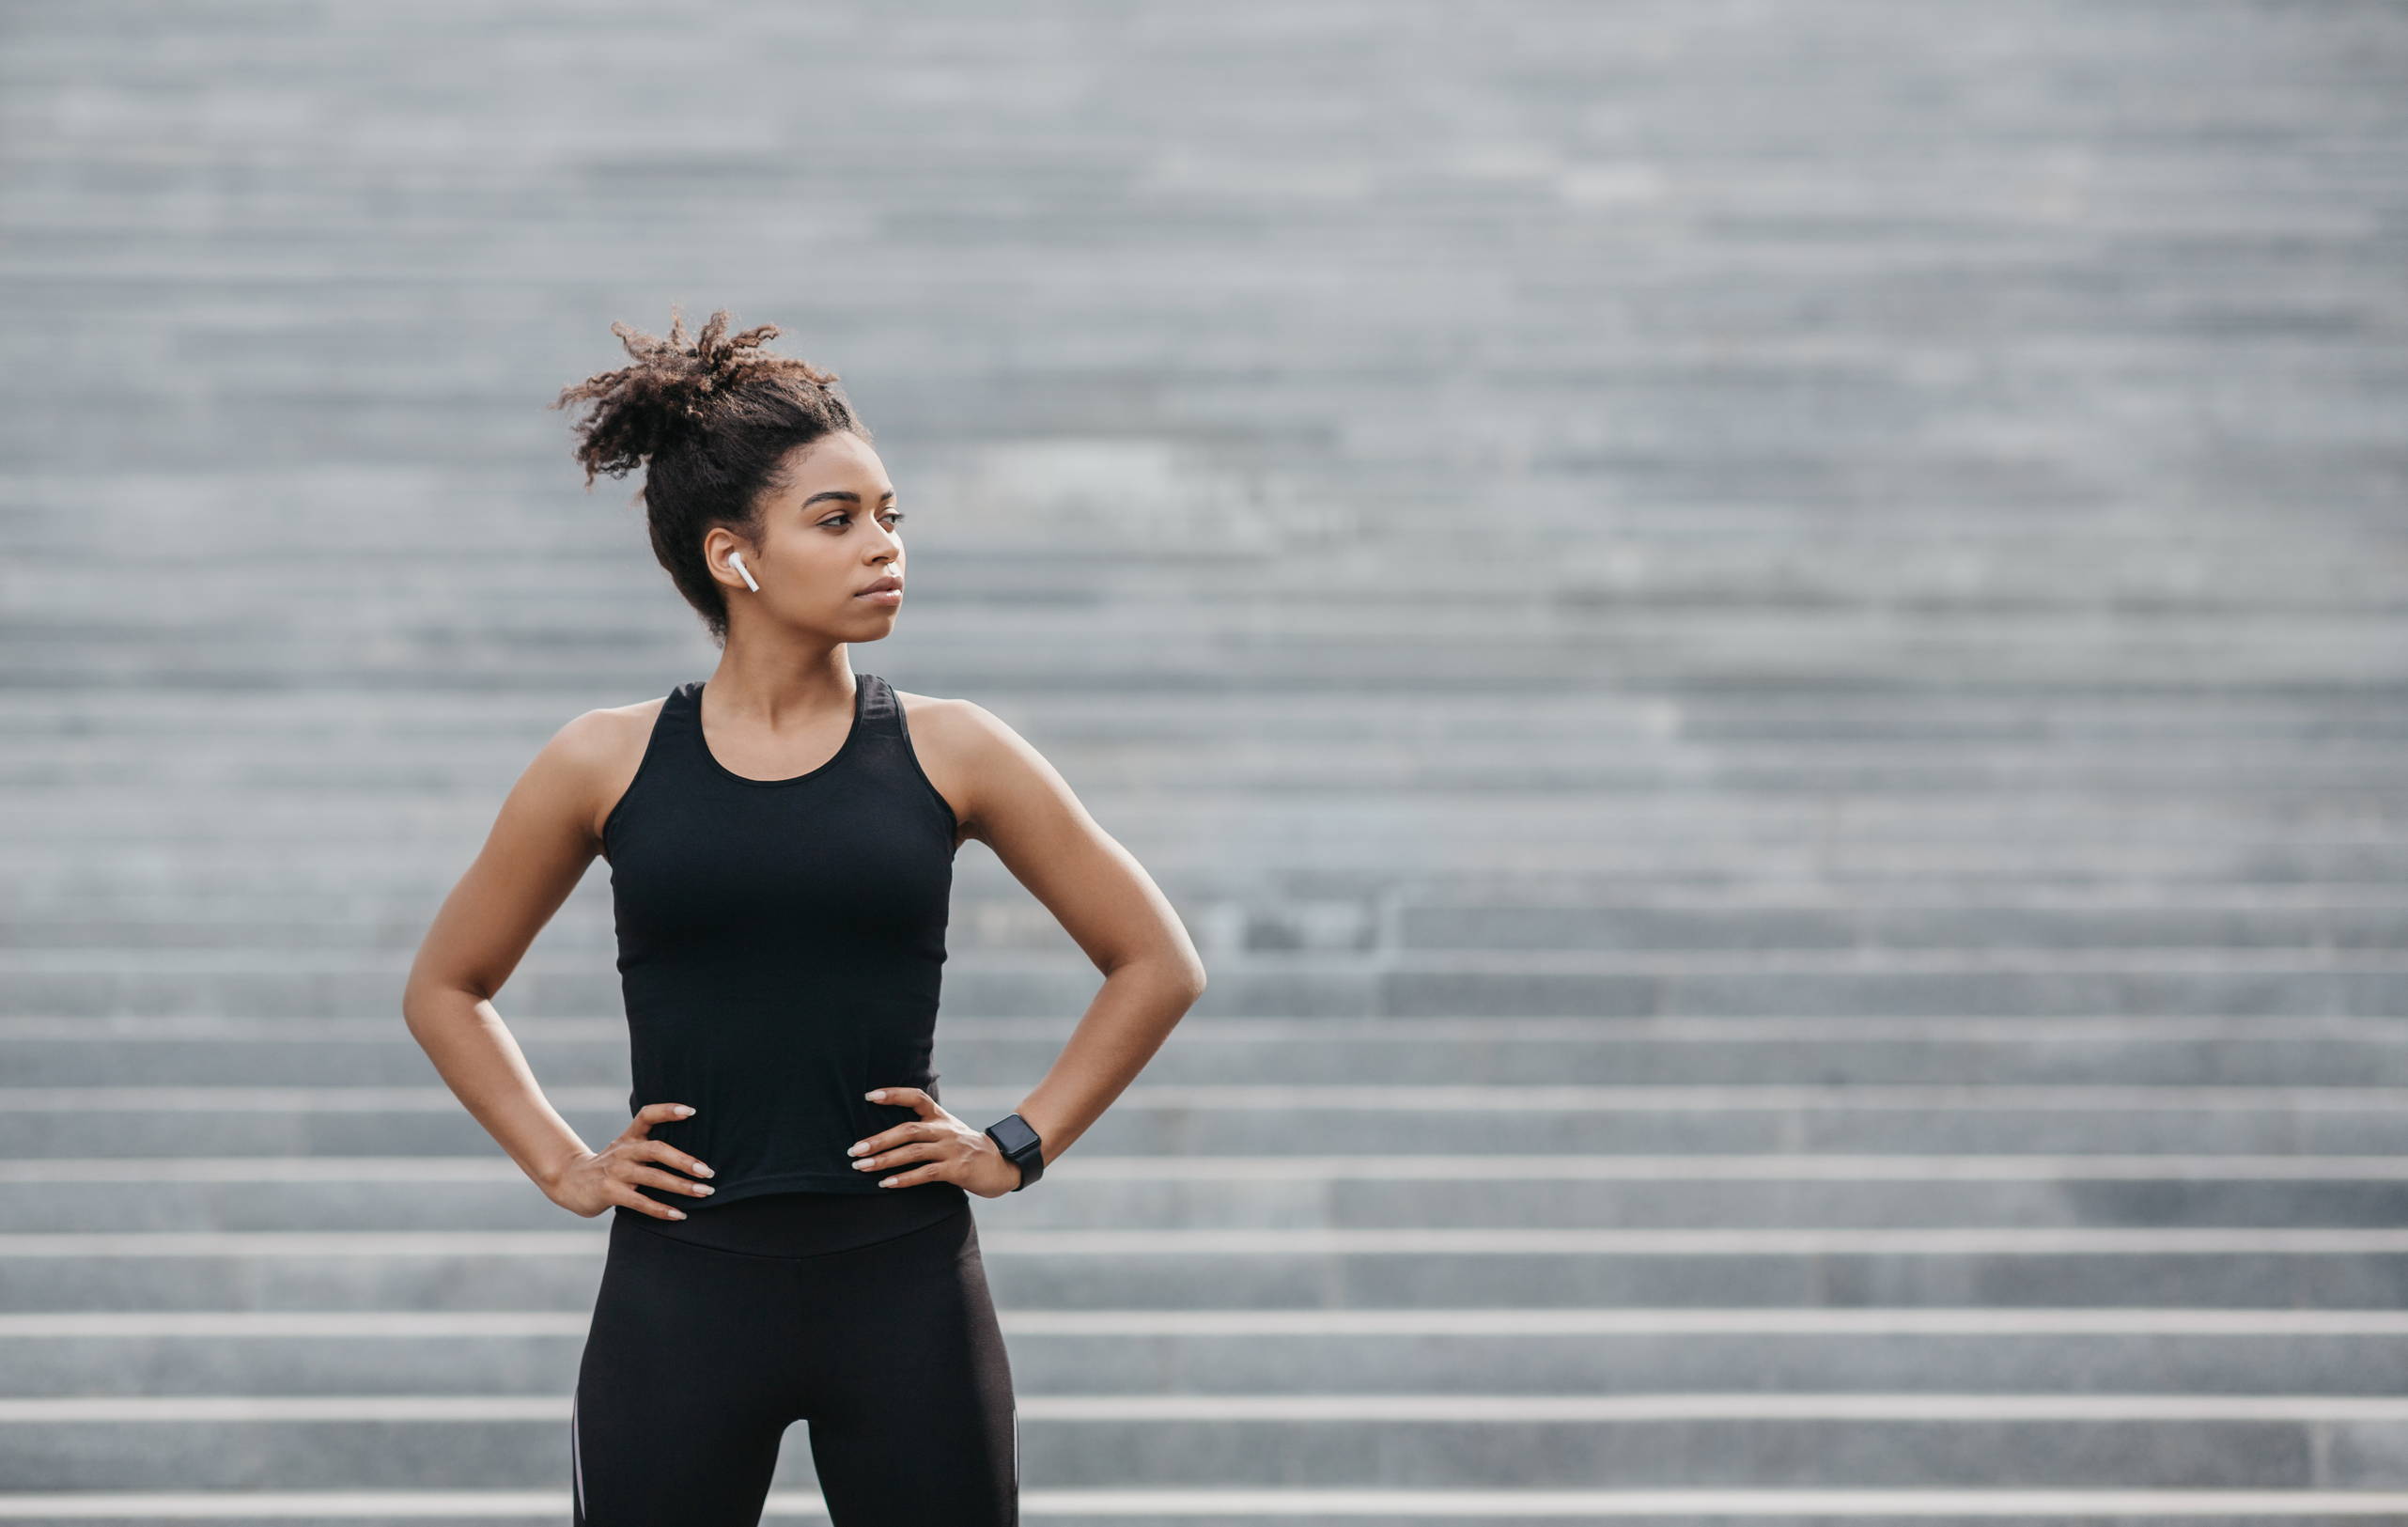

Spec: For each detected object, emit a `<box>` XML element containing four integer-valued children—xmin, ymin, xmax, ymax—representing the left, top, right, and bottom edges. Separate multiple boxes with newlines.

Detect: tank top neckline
<box><xmin>689</xmin><ymin>673</ymin><xmax>873</xmax><ymax>788</ymax></box>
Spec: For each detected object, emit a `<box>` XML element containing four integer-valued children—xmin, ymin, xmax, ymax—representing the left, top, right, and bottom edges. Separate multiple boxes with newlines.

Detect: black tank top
<box><xmin>598</xmin><ymin>671</ymin><xmax>970</xmax><ymax>1254</ymax></box>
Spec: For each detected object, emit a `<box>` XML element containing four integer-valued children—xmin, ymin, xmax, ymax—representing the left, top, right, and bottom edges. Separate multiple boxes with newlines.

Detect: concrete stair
<box><xmin>5</xmin><ymin>0</ymin><xmax>2406</xmax><ymax>1520</ymax></box>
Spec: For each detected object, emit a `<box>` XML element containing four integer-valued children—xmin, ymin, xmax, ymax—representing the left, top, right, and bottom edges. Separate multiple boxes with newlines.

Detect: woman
<box><xmin>400</xmin><ymin>309</ymin><xmax>1208</xmax><ymax>1526</ymax></box>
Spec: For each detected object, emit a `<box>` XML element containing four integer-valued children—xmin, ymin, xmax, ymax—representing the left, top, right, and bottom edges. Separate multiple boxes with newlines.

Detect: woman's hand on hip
<box><xmin>546</xmin><ymin>1101</ymin><xmax>718</xmax><ymax>1220</ymax></box>
<box><xmin>848</xmin><ymin>1086</ymin><xmax>1027</xmax><ymax>1198</ymax></box>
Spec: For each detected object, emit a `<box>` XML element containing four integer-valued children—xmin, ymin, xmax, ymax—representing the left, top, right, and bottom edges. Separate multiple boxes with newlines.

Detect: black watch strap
<box><xmin>984</xmin><ymin>1113</ymin><xmax>1045</xmax><ymax>1190</ymax></box>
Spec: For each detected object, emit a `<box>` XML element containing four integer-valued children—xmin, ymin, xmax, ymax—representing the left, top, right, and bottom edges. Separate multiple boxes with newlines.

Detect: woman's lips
<box><xmin>856</xmin><ymin>587</ymin><xmax>902</xmax><ymax>605</ymax></box>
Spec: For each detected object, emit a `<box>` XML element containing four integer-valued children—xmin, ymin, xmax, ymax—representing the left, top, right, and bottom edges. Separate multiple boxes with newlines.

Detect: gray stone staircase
<box><xmin>4</xmin><ymin>0</ymin><xmax>2406</xmax><ymax>1520</ymax></box>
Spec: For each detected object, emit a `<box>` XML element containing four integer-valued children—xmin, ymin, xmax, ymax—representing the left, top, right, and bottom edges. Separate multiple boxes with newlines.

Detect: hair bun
<box><xmin>617</xmin><ymin>308</ymin><xmax>810</xmax><ymax>401</ymax></box>
<box><xmin>552</xmin><ymin>306</ymin><xmax>839</xmax><ymax>483</ymax></box>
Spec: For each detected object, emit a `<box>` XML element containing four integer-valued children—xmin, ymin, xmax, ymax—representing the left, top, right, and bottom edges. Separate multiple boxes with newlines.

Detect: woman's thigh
<box><xmin>571</xmin><ymin>1215</ymin><xmax>804</xmax><ymax>1527</ymax></box>
<box><xmin>798</xmin><ymin>1207</ymin><xmax>1019</xmax><ymax>1526</ymax></box>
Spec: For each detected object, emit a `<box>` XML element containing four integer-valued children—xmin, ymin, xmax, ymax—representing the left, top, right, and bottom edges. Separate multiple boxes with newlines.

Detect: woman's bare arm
<box><xmin>399</xmin><ymin>706</ymin><xmax>715</xmax><ymax>1220</ymax></box>
<box><xmin>863</xmin><ymin>694</ymin><xmax>1207</xmax><ymax>1183</ymax></box>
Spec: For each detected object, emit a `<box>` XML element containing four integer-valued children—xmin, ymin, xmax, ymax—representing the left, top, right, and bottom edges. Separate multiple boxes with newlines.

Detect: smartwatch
<box><xmin>983</xmin><ymin>1113</ymin><xmax>1045</xmax><ymax>1190</ymax></box>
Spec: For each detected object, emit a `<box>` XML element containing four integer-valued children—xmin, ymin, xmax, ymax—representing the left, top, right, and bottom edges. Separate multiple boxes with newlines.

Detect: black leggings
<box><xmin>572</xmin><ymin>1195</ymin><xmax>1018</xmax><ymax>1525</ymax></box>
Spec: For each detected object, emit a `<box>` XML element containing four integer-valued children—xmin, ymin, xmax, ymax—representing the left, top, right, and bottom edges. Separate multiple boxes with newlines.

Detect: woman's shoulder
<box><xmin>561</xmin><ymin>691</ymin><xmax>675</xmax><ymax>771</ymax></box>
<box><xmin>553</xmin><ymin>691</ymin><xmax>677</xmax><ymax>849</ymax></box>
<box><xmin>886</xmin><ymin>690</ymin><xmax>1032</xmax><ymax>847</ymax></box>
<box><xmin>888</xmin><ymin>689</ymin><xmax>1028</xmax><ymax>766</ymax></box>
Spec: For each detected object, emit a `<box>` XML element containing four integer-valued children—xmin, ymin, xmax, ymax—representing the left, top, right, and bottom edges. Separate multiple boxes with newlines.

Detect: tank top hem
<box><xmin>649</xmin><ymin>1169</ymin><xmax>964</xmax><ymax>1205</ymax></box>
<box><xmin>613</xmin><ymin>1184</ymin><xmax>970</xmax><ymax>1259</ymax></box>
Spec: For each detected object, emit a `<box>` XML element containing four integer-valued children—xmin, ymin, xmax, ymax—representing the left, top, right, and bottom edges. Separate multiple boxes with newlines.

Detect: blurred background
<box><xmin>4</xmin><ymin>1</ymin><xmax>2407</xmax><ymax>1520</ymax></box>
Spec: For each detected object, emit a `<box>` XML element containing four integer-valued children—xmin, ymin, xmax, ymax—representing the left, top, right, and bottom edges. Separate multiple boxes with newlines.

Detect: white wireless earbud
<box><xmin>729</xmin><ymin>553</ymin><xmax>760</xmax><ymax>593</ymax></box>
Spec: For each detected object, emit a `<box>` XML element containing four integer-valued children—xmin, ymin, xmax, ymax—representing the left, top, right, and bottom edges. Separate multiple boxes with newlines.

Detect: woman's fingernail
<box><xmin>866</xmin><ymin>1091</ymin><xmax>884</xmax><ymax>1101</ymax></box>
<box><xmin>693</xmin><ymin>1164</ymin><xmax>714</xmax><ymax>1177</ymax></box>
<box><xmin>694</xmin><ymin>1185</ymin><xmax>714</xmax><ymax>1195</ymax></box>
<box><xmin>676</xmin><ymin>1106</ymin><xmax>694</xmax><ymax>1116</ymax></box>
<box><xmin>671</xmin><ymin>1209</ymin><xmax>687</xmax><ymax>1219</ymax></box>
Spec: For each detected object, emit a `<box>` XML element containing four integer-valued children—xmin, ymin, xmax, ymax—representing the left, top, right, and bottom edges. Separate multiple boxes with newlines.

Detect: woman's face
<box><xmin>713</xmin><ymin>430</ymin><xmax>908</xmax><ymax>635</ymax></box>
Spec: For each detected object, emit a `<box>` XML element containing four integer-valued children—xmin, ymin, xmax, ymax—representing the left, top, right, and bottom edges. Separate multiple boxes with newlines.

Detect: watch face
<box><xmin>990</xmin><ymin>1114</ymin><xmax>1038</xmax><ymax>1155</ymax></box>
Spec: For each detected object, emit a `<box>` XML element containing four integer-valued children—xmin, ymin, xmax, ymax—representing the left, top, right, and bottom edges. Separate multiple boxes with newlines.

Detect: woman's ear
<box><xmin>702</xmin><ymin>528</ymin><xmax>760</xmax><ymax>592</ymax></box>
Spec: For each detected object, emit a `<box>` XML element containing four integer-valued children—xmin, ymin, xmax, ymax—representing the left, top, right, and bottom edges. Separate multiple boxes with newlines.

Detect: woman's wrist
<box><xmin>983</xmin><ymin>1113</ymin><xmax>1046</xmax><ymax>1190</ymax></box>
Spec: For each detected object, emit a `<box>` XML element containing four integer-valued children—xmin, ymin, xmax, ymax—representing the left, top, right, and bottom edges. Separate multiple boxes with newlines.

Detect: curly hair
<box><xmin>552</xmin><ymin>307</ymin><xmax>872</xmax><ymax>645</ymax></box>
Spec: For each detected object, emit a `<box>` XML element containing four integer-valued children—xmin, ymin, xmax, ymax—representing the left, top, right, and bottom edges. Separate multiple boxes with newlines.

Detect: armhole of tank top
<box><xmin>598</xmin><ymin>689</ymin><xmax>676</xmax><ymax>861</ymax></box>
<box><xmin>887</xmin><ymin>688</ymin><xmax>962</xmax><ymax>848</ymax></box>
